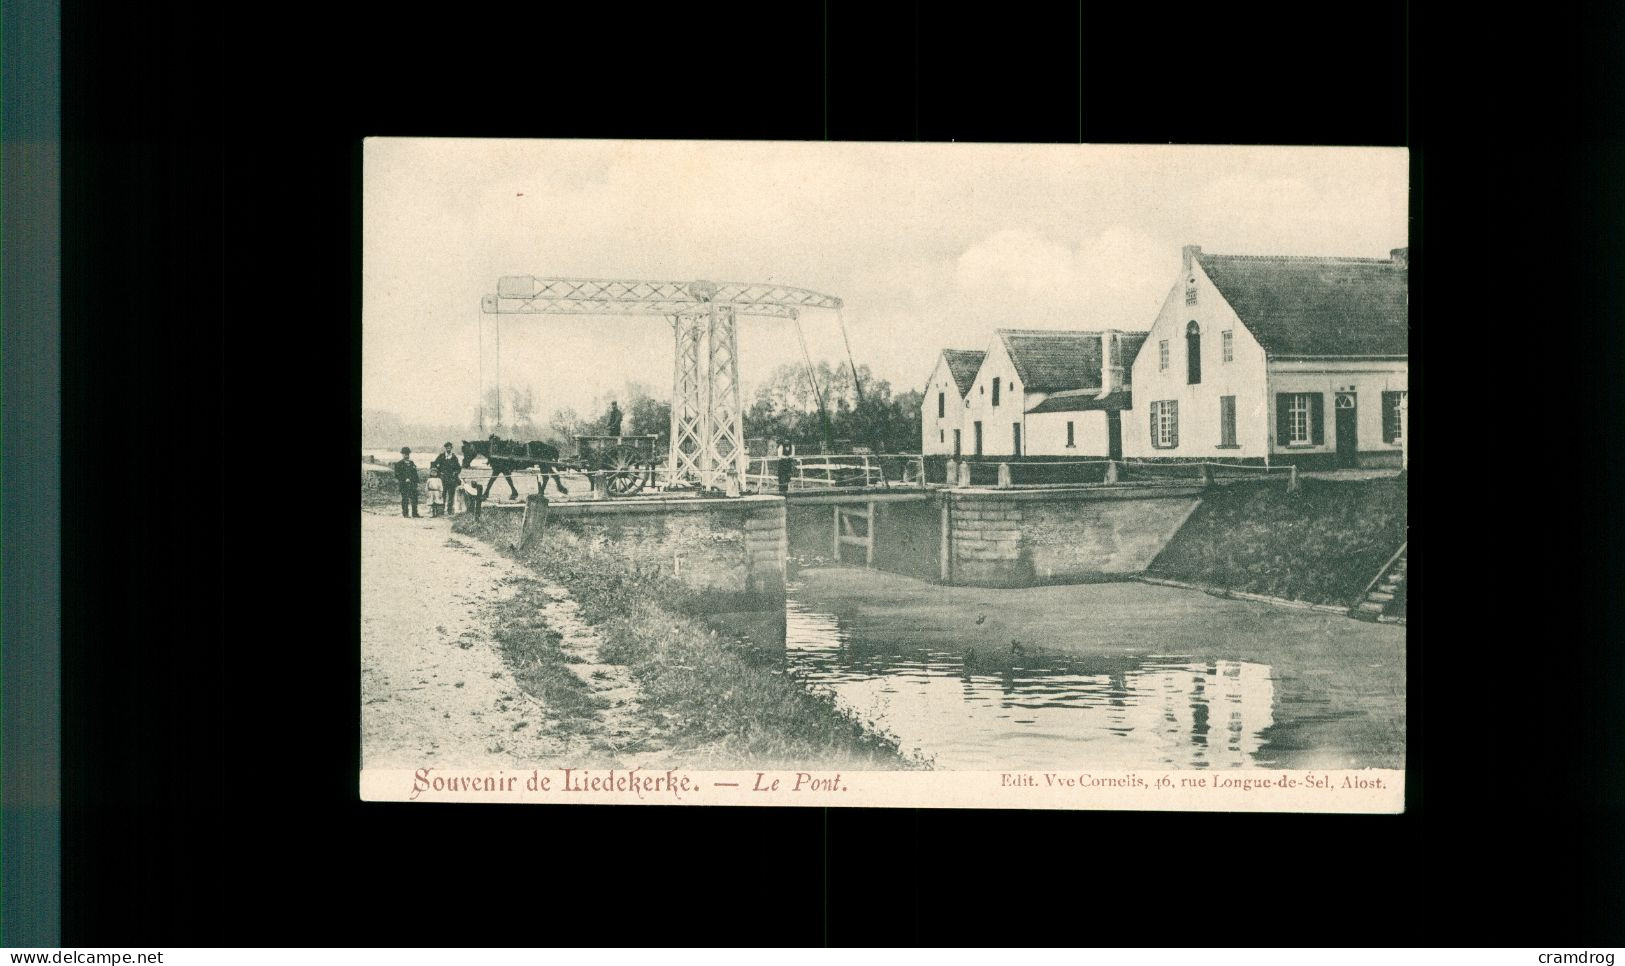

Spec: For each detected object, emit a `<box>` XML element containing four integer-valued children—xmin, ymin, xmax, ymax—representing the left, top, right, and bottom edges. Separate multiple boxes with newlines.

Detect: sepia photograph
<box><xmin>360</xmin><ymin>138</ymin><xmax>1408</xmax><ymax>810</ymax></box>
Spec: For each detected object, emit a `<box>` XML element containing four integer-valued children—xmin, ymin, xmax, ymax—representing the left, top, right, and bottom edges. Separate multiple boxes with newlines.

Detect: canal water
<box><xmin>779</xmin><ymin>568</ymin><xmax>1406</xmax><ymax>771</ymax></box>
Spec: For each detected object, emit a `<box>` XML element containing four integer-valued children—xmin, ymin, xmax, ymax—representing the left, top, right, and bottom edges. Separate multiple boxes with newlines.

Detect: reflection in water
<box><xmin>783</xmin><ymin>599</ymin><xmax>1279</xmax><ymax>771</ymax></box>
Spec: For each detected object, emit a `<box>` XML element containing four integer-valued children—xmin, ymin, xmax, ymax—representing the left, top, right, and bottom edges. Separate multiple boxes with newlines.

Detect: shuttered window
<box><xmin>1066</xmin><ymin>421</ymin><xmax>1075</xmax><ymax>448</ymax></box>
<box><xmin>1150</xmin><ymin>400</ymin><xmax>1179</xmax><ymax>449</ymax></box>
<box><xmin>938</xmin><ymin>391</ymin><xmax>945</xmax><ymax>418</ymax></box>
<box><xmin>992</xmin><ymin>377</ymin><xmax>1001</xmax><ymax>407</ymax></box>
<box><xmin>1276</xmin><ymin>393</ymin><xmax>1325</xmax><ymax>446</ymax></box>
<box><xmin>1383</xmin><ymin>391</ymin><xmax>1406</xmax><ymax>443</ymax></box>
<box><xmin>1219</xmin><ymin>396</ymin><xmax>1237</xmax><ymax>447</ymax></box>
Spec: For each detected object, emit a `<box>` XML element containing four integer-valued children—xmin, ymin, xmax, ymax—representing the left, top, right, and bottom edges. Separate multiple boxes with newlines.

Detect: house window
<box><xmin>1383</xmin><ymin>391</ymin><xmax>1407</xmax><ymax>443</ymax></box>
<box><xmin>1186</xmin><ymin>321</ymin><xmax>1202</xmax><ymax>385</ymax></box>
<box><xmin>937</xmin><ymin>391</ymin><xmax>945</xmax><ymax>418</ymax></box>
<box><xmin>1288</xmin><ymin>394</ymin><xmax>1314</xmax><ymax>445</ymax></box>
<box><xmin>1219</xmin><ymin>395</ymin><xmax>1237</xmax><ymax>447</ymax></box>
<box><xmin>940</xmin><ymin>429</ymin><xmax>945</xmax><ymax>443</ymax></box>
<box><xmin>1158</xmin><ymin>340</ymin><xmax>1169</xmax><ymax>371</ymax></box>
<box><xmin>992</xmin><ymin>377</ymin><xmax>1001</xmax><ymax>407</ymax></box>
<box><xmin>1276</xmin><ymin>393</ymin><xmax>1324</xmax><ymax>448</ymax></box>
<box><xmin>1066</xmin><ymin>421</ymin><xmax>1075</xmax><ymax>448</ymax></box>
<box><xmin>1185</xmin><ymin>278</ymin><xmax>1198</xmax><ymax>305</ymax></box>
<box><xmin>1150</xmin><ymin>400</ymin><xmax>1179</xmax><ymax>449</ymax></box>
<box><xmin>1222</xmin><ymin>330</ymin><xmax>1234</xmax><ymax>363</ymax></box>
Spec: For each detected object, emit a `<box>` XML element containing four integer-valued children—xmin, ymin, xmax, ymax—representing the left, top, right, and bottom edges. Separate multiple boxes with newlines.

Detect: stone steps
<box><xmin>1352</xmin><ymin>550</ymin><xmax>1407</xmax><ymax>621</ymax></box>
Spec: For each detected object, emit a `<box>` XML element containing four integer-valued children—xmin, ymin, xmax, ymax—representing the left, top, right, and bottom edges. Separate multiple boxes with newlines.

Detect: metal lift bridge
<box><xmin>480</xmin><ymin>277</ymin><xmax>843</xmax><ymax>492</ymax></box>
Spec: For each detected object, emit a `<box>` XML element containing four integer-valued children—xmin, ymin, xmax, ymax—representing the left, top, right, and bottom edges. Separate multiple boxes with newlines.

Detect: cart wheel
<box><xmin>604</xmin><ymin>446</ymin><xmax>646</xmax><ymax>496</ymax></box>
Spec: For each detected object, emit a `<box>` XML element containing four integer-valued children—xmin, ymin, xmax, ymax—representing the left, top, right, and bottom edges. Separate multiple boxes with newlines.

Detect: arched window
<box><xmin>1186</xmin><ymin>321</ymin><xmax>1202</xmax><ymax>385</ymax></box>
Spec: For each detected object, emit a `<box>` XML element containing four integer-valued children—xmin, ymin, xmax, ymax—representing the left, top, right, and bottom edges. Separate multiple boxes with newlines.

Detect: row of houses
<box><xmin>922</xmin><ymin>244</ymin><xmax>1409</xmax><ymax>469</ymax></box>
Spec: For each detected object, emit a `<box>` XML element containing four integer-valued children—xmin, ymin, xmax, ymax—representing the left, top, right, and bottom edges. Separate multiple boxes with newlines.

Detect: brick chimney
<box><xmin>1390</xmin><ymin>247</ymin><xmax>1408</xmax><ymax>268</ymax></box>
<box><xmin>1181</xmin><ymin>244</ymin><xmax>1203</xmax><ymax>273</ymax></box>
<box><xmin>1099</xmin><ymin>329</ymin><xmax>1123</xmax><ymax>397</ymax></box>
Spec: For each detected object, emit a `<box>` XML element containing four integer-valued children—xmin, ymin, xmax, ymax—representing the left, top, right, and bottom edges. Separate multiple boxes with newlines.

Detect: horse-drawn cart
<box><xmin>463</xmin><ymin>434</ymin><xmax>663</xmax><ymax>500</ymax></box>
<box><xmin>572</xmin><ymin>435</ymin><xmax>661</xmax><ymax>497</ymax></box>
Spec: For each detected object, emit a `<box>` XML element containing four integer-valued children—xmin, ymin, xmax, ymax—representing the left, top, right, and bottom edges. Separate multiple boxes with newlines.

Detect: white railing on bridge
<box><xmin>743</xmin><ymin>453</ymin><xmax>928</xmax><ymax>493</ymax></box>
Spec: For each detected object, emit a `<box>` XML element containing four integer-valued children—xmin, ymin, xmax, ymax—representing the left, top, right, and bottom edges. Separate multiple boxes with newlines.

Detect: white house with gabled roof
<box><xmin>924</xmin><ymin>328</ymin><xmax>1149</xmax><ymax>459</ymax></box>
<box><xmin>921</xmin><ymin>349</ymin><xmax>985</xmax><ymax>456</ymax></box>
<box><xmin>1122</xmin><ymin>245</ymin><xmax>1409</xmax><ymax>468</ymax></box>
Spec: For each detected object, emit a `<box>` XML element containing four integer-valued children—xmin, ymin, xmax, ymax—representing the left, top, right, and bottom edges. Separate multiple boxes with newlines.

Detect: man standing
<box><xmin>430</xmin><ymin>442</ymin><xmax>461</xmax><ymax>516</ymax></box>
<box><xmin>605</xmin><ymin>399</ymin><xmax>622</xmax><ymax>437</ymax></box>
<box><xmin>776</xmin><ymin>439</ymin><xmax>794</xmax><ymax>495</ymax></box>
<box><xmin>393</xmin><ymin>447</ymin><xmax>421</xmax><ymax>518</ymax></box>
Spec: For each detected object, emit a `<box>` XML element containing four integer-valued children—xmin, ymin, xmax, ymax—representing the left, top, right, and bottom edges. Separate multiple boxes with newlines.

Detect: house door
<box><xmin>1012</xmin><ymin>423</ymin><xmax>1022</xmax><ymax>457</ymax></box>
<box><xmin>1335</xmin><ymin>393</ymin><xmax>1358</xmax><ymax>467</ymax></box>
<box><xmin>952</xmin><ymin>429</ymin><xmax>961</xmax><ymax>458</ymax></box>
<box><xmin>1106</xmin><ymin>410</ymin><xmax>1123</xmax><ymax>460</ymax></box>
<box><xmin>973</xmin><ymin>421</ymin><xmax>983</xmax><ymax>457</ymax></box>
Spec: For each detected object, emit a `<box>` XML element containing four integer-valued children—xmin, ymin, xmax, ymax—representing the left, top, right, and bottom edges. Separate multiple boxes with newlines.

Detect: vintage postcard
<box><xmin>361</xmin><ymin>138</ymin><xmax>1408</xmax><ymax>812</ymax></box>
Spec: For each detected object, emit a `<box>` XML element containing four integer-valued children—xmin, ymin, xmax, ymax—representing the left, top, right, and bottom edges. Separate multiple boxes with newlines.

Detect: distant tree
<box><xmin>361</xmin><ymin>409</ymin><xmax>408</xmax><ymax>448</ymax></box>
<box><xmin>889</xmin><ymin>389</ymin><xmax>925</xmax><ymax>452</ymax></box>
<box><xmin>477</xmin><ymin>386</ymin><xmax>505</xmax><ymax>433</ymax></box>
<box><xmin>625</xmin><ymin>394</ymin><xmax>670</xmax><ymax>442</ymax></box>
<box><xmin>737</xmin><ymin>360</ymin><xmax>923</xmax><ymax>453</ymax></box>
<box><xmin>546</xmin><ymin>407</ymin><xmax>586</xmax><ymax>448</ymax></box>
<box><xmin>507</xmin><ymin>384</ymin><xmax>538</xmax><ymax>436</ymax></box>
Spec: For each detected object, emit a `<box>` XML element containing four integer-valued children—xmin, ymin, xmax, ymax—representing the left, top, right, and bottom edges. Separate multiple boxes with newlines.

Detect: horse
<box><xmin>461</xmin><ymin>437</ymin><xmax>569</xmax><ymax>501</ymax></box>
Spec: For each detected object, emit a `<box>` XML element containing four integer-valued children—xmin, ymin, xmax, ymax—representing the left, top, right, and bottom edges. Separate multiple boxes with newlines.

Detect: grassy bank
<box><xmin>361</xmin><ymin>469</ymin><xmax>401</xmax><ymax>510</ymax></box>
<box><xmin>1146</xmin><ymin>475</ymin><xmax>1407</xmax><ymax>607</ymax></box>
<box><xmin>482</xmin><ymin>580</ymin><xmax>609</xmax><ymax>738</ymax></box>
<box><xmin>453</xmin><ymin>512</ymin><xmax>921</xmax><ymax>769</ymax></box>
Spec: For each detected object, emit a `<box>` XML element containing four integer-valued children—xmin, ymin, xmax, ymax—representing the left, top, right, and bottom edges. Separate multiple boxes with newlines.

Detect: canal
<box><xmin>778</xmin><ymin>567</ymin><xmax>1406</xmax><ymax>771</ymax></box>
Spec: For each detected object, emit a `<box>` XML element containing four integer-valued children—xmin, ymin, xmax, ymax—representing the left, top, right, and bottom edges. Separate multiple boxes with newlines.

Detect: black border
<box><xmin>46</xmin><ymin>0</ymin><xmax>1625</xmax><ymax>947</ymax></box>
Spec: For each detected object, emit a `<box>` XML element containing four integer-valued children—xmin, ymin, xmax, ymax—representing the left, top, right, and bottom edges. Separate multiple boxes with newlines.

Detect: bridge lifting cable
<box><xmin>834</xmin><ymin>305</ymin><xmax>878</xmax><ymax>451</ymax></box>
<box><xmin>836</xmin><ymin>306</ymin><xmax>865</xmax><ymax>409</ymax></box>
<box><xmin>793</xmin><ymin>313</ymin><xmax>833</xmax><ymax>452</ymax></box>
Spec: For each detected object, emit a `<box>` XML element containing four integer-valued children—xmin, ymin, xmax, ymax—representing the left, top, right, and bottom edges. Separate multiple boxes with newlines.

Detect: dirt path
<box><xmin>361</xmin><ymin>508</ymin><xmax>582</xmax><ymax>768</ymax></box>
<box><xmin>361</xmin><ymin>508</ymin><xmax>667</xmax><ymax>769</ymax></box>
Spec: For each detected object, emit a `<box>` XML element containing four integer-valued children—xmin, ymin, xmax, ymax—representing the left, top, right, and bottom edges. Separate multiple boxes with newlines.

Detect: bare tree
<box><xmin>547</xmin><ymin>406</ymin><xmax>585</xmax><ymax>446</ymax></box>
<box><xmin>508</xmin><ymin>384</ymin><xmax>538</xmax><ymax>435</ymax></box>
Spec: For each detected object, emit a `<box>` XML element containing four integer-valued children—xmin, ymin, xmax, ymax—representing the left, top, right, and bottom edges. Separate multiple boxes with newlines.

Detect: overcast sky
<box><xmin>363</xmin><ymin>139</ymin><xmax>1407</xmax><ymax>425</ymax></box>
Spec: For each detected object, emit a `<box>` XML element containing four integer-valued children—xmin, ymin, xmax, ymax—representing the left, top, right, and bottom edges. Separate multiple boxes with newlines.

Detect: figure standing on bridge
<box><xmin>431</xmin><ymin>442</ymin><xmax>462</xmax><ymax>516</ymax></box>
<box><xmin>605</xmin><ymin>399</ymin><xmax>622</xmax><ymax>437</ymax></box>
<box><xmin>776</xmin><ymin>439</ymin><xmax>794</xmax><ymax>495</ymax></box>
<box><xmin>393</xmin><ymin>447</ymin><xmax>421</xmax><ymax>518</ymax></box>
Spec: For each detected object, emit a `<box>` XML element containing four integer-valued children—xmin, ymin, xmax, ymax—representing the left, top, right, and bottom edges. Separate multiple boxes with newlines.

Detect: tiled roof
<box><xmin>1026</xmin><ymin>389</ymin><xmax>1134</xmax><ymax>414</ymax></box>
<box><xmin>1197</xmin><ymin>251</ymin><xmax>1408</xmax><ymax>357</ymax></box>
<box><xmin>941</xmin><ymin>349</ymin><xmax>985</xmax><ymax>397</ymax></box>
<box><xmin>1119</xmin><ymin>331</ymin><xmax>1151</xmax><ymax>371</ymax></box>
<box><xmin>997</xmin><ymin>329</ymin><xmax>1149</xmax><ymax>393</ymax></box>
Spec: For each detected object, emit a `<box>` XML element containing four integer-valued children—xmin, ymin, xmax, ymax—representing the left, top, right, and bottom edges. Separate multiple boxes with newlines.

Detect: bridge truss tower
<box><xmin>480</xmin><ymin>277</ymin><xmax>842</xmax><ymax>492</ymax></box>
